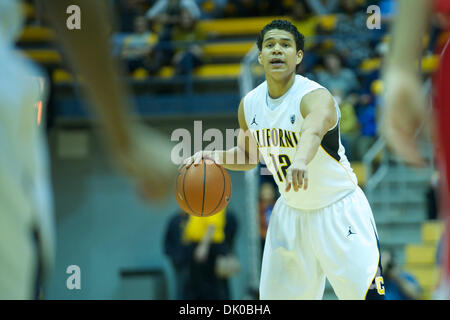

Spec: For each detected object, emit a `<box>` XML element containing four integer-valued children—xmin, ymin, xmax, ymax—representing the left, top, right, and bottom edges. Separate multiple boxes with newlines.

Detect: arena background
<box><xmin>18</xmin><ymin>0</ymin><xmax>448</xmax><ymax>299</ymax></box>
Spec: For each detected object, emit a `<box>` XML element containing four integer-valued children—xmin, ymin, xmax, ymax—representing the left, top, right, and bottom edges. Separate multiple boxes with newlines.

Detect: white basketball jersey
<box><xmin>243</xmin><ymin>74</ymin><xmax>357</xmax><ymax>210</ymax></box>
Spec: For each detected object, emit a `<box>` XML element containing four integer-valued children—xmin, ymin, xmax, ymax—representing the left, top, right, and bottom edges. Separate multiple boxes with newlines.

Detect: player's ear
<box><xmin>257</xmin><ymin>51</ymin><xmax>263</xmax><ymax>65</ymax></box>
<box><xmin>296</xmin><ymin>50</ymin><xmax>303</xmax><ymax>65</ymax></box>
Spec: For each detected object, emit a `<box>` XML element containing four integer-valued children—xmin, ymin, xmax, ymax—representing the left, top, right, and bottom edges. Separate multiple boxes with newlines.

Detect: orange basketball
<box><xmin>175</xmin><ymin>159</ymin><xmax>232</xmax><ymax>217</ymax></box>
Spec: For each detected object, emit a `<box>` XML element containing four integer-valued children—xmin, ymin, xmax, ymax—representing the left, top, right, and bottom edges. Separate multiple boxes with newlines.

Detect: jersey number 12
<box><xmin>269</xmin><ymin>153</ymin><xmax>291</xmax><ymax>183</ymax></box>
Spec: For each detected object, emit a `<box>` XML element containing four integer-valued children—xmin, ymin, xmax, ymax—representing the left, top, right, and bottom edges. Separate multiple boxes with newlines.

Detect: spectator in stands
<box><xmin>305</xmin><ymin>0</ymin><xmax>339</xmax><ymax>16</ymax></box>
<box><xmin>195</xmin><ymin>0</ymin><xmax>229</xmax><ymax>19</ymax></box>
<box><xmin>315</xmin><ymin>50</ymin><xmax>360</xmax><ymax>99</ymax></box>
<box><xmin>260</xmin><ymin>0</ymin><xmax>290</xmax><ymax>16</ymax></box>
<box><xmin>120</xmin><ymin>15</ymin><xmax>158</xmax><ymax>73</ymax></box>
<box><xmin>171</xmin><ymin>8</ymin><xmax>207</xmax><ymax>75</ymax></box>
<box><xmin>315</xmin><ymin>50</ymin><xmax>361</xmax><ymax>159</ymax></box>
<box><xmin>291</xmin><ymin>0</ymin><xmax>320</xmax><ymax>75</ymax></box>
<box><xmin>331</xmin><ymin>0</ymin><xmax>381</xmax><ymax>68</ymax></box>
<box><xmin>354</xmin><ymin>96</ymin><xmax>377</xmax><ymax>160</ymax></box>
<box><xmin>114</xmin><ymin>0</ymin><xmax>151</xmax><ymax>33</ymax></box>
<box><xmin>145</xmin><ymin>0</ymin><xmax>201</xmax><ymax>74</ymax></box>
<box><xmin>164</xmin><ymin>208</ymin><xmax>240</xmax><ymax>299</ymax></box>
<box><xmin>146</xmin><ymin>0</ymin><xmax>201</xmax><ymax>23</ymax></box>
<box><xmin>353</xmin><ymin>41</ymin><xmax>387</xmax><ymax>160</ymax></box>
<box><xmin>381</xmin><ymin>249</ymin><xmax>423</xmax><ymax>300</ymax></box>
<box><xmin>291</xmin><ymin>0</ymin><xmax>318</xmax><ymax>43</ymax></box>
<box><xmin>223</xmin><ymin>0</ymin><xmax>263</xmax><ymax>18</ymax></box>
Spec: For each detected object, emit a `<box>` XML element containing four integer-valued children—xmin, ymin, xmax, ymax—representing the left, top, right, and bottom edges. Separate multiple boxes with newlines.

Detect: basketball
<box><xmin>175</xmin><ymin>159</ymin><xmax>232</xmax><ymax>217</ymax></box>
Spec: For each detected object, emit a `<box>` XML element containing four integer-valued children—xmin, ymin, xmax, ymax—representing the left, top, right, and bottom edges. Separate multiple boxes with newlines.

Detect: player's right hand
<box><xmin>180</xmin><ymin>150</ymin><xmax>215</xmax><ymax>169</ymax></box>
<box><xmin>285</xmin><ymin>159</ymin><xmax>308</xmax><ymax>192</ymax></box>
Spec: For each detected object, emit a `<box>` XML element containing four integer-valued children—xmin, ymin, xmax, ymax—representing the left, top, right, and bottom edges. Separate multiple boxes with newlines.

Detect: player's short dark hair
<box><xmin>256</xmin><ymin>19</ymin><xmax>305</xmax><ymax>52</ymax></box>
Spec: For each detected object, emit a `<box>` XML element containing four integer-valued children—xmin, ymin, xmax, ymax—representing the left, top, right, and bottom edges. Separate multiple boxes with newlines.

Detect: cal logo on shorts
<box><xmin>375</xmin><ymin>276</ymin><xmax>385</xmax><ymax>295</ymax></box>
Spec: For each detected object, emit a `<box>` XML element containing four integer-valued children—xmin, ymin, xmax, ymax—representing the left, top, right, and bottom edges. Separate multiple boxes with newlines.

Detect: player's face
<box><xmin>258</xmin><ymin>29</ymin><xmax>303</xmax><ymax>78</ymax></box>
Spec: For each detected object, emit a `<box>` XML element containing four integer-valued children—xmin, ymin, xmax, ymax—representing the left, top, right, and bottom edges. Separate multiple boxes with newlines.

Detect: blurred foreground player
<box><xmin>184</xmin><ymin>20</ymin><xmax>384</xmax><ymax>299</ymax></box>
<box><xmin>0</xmin><ymin>0</ymin><xmax>176</xmax><ymax>299</ymax></box>
<box><xmin>381</xmin><ymin>0</ymin><xmax>450</xmax><ymax>299</ymax></box>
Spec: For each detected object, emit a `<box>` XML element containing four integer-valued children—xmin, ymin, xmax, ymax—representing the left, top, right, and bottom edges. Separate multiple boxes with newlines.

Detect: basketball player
<box><xmin>184</xmin><ymin>20</ymin><xmax>385</xmax><ymax>299</ymax></box>
<box><xmin>0</xmin><ymin>0</ymin><xmax>175</xmax><ymax>299</ymax></box>
<box><xmin>381</xmin><ymin>0</ymin><xmax>450</xmax><ymax>299</ymax></box>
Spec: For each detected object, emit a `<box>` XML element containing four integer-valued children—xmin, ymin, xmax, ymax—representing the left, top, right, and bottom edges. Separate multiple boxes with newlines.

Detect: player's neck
<box><xmin>266</xmin><ymin>73</ymin><xmax>296</xmax><ymax>99</ymax></box>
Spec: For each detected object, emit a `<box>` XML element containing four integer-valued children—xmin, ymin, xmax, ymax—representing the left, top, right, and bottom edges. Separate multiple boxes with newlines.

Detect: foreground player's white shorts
<box><xmin>0</xmin><ymin>214</ymin><xmax>39</xmax><ymax>299</ymax></box>
<box><xmin>260</xmin><ymin>187</ymin><xmax>384</xmax><ymax>300</ymax></box>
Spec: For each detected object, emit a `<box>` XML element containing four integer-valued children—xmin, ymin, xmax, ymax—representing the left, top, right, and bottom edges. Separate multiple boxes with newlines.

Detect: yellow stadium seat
<box><xmin>422</xmin><ymin>221</ymin><xmax>445</xmax><ymax>244</ymax></box>
<box><xmin>404</xmin><ymin>265</ymin><xmax>440</xmax><ymax>291</ymax></box>
<box><xmin>157</xmin><ymin>66</ymin><xmax>175</xmax><ymax>78</ymax></box>
<box><xmin>132</xmin><ymin>68</ymin><xmax>149</xmax><ymax>80</ymax></box>
<box><xmin>405</xmin><ymin>244</ymin><xmax>437</xmax><ymax>265</ymax></box>
<box><xmin>198</xmin><ymin>16</ymin><xmax>285</xmax><ymax>36</ymax></box>
<box><xmin>203</xmin><ymin>41</ymin><xmax>255</xmax><ymax>58</ymax></box>
<box><xmin>22</xmin><ymin>49</ymin><xmax>61</xmax><ymax>64</ymax></box>
<box><xmin>52</xmin><ymin>69</ymin><xmax>73</xmax><ymax>83</ymax></box>
<box><xmin>135</xmin><ymin>64</ymin><xmax>241</xmax><ymax>79</ymax></box>
<box><xmin>19</xmin><ymin>26</ymin><xmax>54</xmax><ymax>42</ymax></box>
<box><xmin>371</xmin><ymin>79</ymin><xmax>383</xmax><ymax>95</ymax></box>
<box><xmin>359</xmin><ymin>58</ymin><xmax>381</xmax><ymax>73</ymax></box>
<box><xmin>194</xmin><ymin>63</ymin><xmax>241</xmax><ymax>78</ymax></box>
<box><xmin>123</xmin><ymin>33</ymin><xmax>158</xmax><ymax>46</ymax></box>
<box><xmin>317</xmin><ymin>15</ymin><xmax>337</xmax><ymax>31</ymax></box>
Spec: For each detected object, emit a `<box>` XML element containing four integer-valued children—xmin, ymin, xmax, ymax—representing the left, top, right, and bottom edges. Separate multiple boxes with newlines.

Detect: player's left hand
<box><xmin>285</xmin><ymin>160</ymin><xmax>308</xmax><ymax>192</ymax></box>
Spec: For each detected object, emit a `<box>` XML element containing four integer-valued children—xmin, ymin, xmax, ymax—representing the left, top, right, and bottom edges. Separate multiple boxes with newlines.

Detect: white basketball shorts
<box><xmin>259</xmin><ymin>186</ymin><xmax>384</xmax><ymax>300</ymax></box>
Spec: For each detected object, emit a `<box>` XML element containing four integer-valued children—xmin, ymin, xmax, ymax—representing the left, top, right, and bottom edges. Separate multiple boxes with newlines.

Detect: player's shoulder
<box><xmin>295</xmin><ymin>74</ymin><xmax>324</xmax><ymax>91</ymax></box>
<box><xmin>242</xmin><ymin>80</ymin><xmax>267</xmax><ymax>113</ymax></box>
<box><xmin>243</xmin><ymin>80</ymin><xmax>267</xmax><ymax>101</ymax></box>
<box><xmin>296</xmin><ymin>74</ymin><xmax>334</xmax><ymax>104</ymax></box>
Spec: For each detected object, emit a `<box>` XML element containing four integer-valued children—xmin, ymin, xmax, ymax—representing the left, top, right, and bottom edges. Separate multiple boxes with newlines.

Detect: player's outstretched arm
<box><xmin>42</xmin><ymin>0</ymin><xmax>176</xmax><ymax>201</ymax></box>
<box><xmin>285</xmin><ymin>89</ymin><xmax>336</xmax><ymax>192</ymax></box>
<box><xmin>380</xmin><ymin>0</ymin><xmax>432</xmax><ymax>167</ymax></box>
<box><xmin>183</xmin><ymin>99</ymin><xmax>260</xmax><ymax>171</ymax></box>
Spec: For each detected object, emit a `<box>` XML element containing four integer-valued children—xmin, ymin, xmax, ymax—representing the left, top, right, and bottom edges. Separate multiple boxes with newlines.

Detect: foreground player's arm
<box><xmin>387</xmin><ymin>0</ymin><xmax>432</xmax><ymax>72</ymax></box>
<box><xmin>184</xmin><ymin>99</ymin><xmax>259</xmax><ymax>171</ymax></box>
<box><xmin>381</xmin><ymin>0</ymin><xmax>432</xmax><ymax>166</ymax></box>
<box><xmin>42</xmin><ymin>0</ymin><xmax>133</xmax><ymax>151</ymax></box>
<box><xmin>42</xmin><ymin>0</ymin><xmax>176</xmax><ymax>201</ymax></box>
<box><xmin>285</xmin><ymin>89</ymin><xmax>336</xmax><ymax>192</ymax></box>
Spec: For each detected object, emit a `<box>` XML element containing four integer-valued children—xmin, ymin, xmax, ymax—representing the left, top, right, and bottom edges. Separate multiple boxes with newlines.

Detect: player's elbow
<box><xmin>301</xmin><ymin>127</ymin><xmax>324</xmax><ymax>143</ymax></box>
